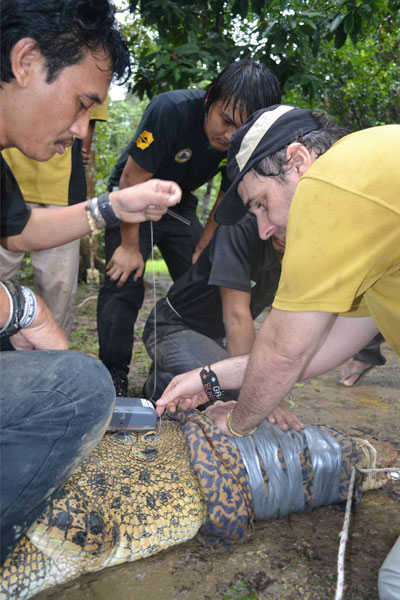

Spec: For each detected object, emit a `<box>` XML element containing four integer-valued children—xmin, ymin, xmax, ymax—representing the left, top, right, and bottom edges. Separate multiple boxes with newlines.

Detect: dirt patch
<box><xmin>38</xmin><ymin>275</ymin><xmax>400</xmax><ymax>600</ymax></box>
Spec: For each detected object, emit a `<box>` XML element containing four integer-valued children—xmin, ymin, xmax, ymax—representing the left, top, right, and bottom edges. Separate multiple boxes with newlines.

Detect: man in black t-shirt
<box><xmin>96</xmin><ymin>60</ymin><xmax>282</xmax><ymax>395</ymax></box>
<box><xmin>142</xmin><ymin>213</ymin><xmax>282</xmax><ymax>399</ymax></box>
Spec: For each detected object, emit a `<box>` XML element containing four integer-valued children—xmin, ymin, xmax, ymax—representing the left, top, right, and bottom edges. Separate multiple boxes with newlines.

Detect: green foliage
<box><xmin>91</xmin><ymin>0</ymin><xmax>398</xmax><ymax>225</ymax></box>
<box><xmin>223</xmin><ymin>580</ymin><xmax>257</xmax><ymax>600</ymax></box>
<box><xmin>120</xmin><ymin>0</ymin><xmax>398</xmax><ymax>106</ymax></box>
<box><xmin>94</xmin><ymin>95</ymin><xmax>148</xmax><ymax>194</ymax></box>
<box><xmin>284</xmin><ymin>8</ymin><xmax>400</xmax><ymax>129</ymax></box>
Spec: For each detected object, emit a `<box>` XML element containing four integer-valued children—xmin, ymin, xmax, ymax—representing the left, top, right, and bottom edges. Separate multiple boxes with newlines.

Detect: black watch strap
<box><xmin>97</xmin><ymin>192</ymin><xmax>120</xmax><ymax>228</ymax></box>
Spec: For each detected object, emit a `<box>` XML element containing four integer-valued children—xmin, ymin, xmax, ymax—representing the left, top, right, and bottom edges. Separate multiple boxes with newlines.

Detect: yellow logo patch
<box><xmin>175</xmin><ymin>148</ymin><xmax>192</xmax><ymax>163</ymax></box>
<box><xmin>136</xmin><ymin>130</ymin><xmax>154</xmax><ymax>150</ymax></box>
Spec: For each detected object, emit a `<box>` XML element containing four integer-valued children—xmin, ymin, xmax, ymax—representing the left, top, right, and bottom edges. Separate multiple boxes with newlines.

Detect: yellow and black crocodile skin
<box><xmin>0</xmin><ymin>420</ymin><xmax>206</xmax><ymax>600</ymax></box>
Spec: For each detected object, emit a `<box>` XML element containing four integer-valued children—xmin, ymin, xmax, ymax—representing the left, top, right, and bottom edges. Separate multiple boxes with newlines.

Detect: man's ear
<box><xmin>10</xmin><ymin>38</ymin><xmax>42</xmax><ymax>88</ymax></box>
<box><xmin>286</xmin><ymin>143</ymin><xmax>313</xmax><ymax>176</ymax></box>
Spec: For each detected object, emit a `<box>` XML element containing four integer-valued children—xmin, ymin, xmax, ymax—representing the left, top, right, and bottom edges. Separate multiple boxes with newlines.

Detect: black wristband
<box><xmin>97</xmin><ymin>192</ymin><xmax>120</xmax><ymax>228</ymax></box>
<box><xmin>0</xmin><ymin>280</ymin><xmax>25</xmax><ymax>338</ymax></box>
<box><xmin>199</xmin><ymin>365</ymin><xmax>225</xmax><ymax>409</ymax></box>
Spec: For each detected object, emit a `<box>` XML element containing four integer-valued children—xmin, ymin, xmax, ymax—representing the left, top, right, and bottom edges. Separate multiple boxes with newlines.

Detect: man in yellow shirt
<box><xmin>156</xmin><ymin>105</ymin><xmax>399</xmax><ymax>433</ymax></box>
<box><xmin>1</xmin><ymin>101</ymin><xmax>107</xmax><ymax>337</ymax></box>
<box><xmin>156</xmin><ymin>106</ymin><xmax>400</xmax><ymax>600</ymax></box>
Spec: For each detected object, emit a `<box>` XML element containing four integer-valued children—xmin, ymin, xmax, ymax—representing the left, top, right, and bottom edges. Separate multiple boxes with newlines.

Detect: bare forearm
<box><xmin>120</xmin><ymin>222</ymin><xmax>139</xmax><ymax>249</ymax></box>
<box><xmin>232</xmin><ymin>338</ymin><xmax>306</xmax><ymax>432</ymax></box>
<box><xmin>2</xmin><ymin>180</ymin><xmax>181</xmax><ymax>253</ymax></box>
<box><xmin>225</xmin><ymin>315</ymin><xmax>255</xmax><ymax>356</ymax></box>
<box><xmin>210</xmin><ymin>354</ymin><xmax>250</xmax><ymax>389</ymax></box>
<box><xmin>193</xmin><ymin>190</ymin><xmax>223</xmax><ymax>258</ymax></box>
<box><xmin>2</xmin><ymin>203</ymin><xmax>90</xmax><ymax>252</ymax></box>
<box><xmin>230</xmin><ymin>309</ymin><xmax>333</xmax><ymax>432</ymax></box>
<box><xmin>300</xmin><ymin>315</ymin><xmax>379</xmax><ymax>380</ymax></box>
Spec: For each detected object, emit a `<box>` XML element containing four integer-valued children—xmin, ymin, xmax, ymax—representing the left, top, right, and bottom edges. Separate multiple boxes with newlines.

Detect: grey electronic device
<box><xmin>108</xmin><ymin>397</ymin><xmax>157</xmax><ymax>432</ymax></box>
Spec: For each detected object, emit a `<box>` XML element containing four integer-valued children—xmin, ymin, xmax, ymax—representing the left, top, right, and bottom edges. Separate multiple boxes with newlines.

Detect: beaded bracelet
<box><xmin>226</xmin><ymin>408</ymin><xmax>258</xmax><ymax>437</ymax></box>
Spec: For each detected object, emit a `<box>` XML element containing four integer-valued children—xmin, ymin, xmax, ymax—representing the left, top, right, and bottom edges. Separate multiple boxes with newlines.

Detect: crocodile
<box><xmin>0</xmin><ymin>411</ymin><xmax>385</xmax><ymax>600</ymax></box>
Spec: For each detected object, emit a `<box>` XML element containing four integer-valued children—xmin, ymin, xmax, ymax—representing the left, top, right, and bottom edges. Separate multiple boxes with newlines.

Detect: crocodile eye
<box><xmin>141</xmin><ymin>448</ymin><xmax>158</xmax><ymax>459</ymax></box>
<box><xmin>112</xmin><ymin>430</ymin><xmax>134</xmax><ymax>444</ymax></box>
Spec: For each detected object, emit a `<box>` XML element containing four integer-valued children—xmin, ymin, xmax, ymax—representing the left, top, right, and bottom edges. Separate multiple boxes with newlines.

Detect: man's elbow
<box><xmin>1</xmin><ymin>236</ymin><xmax>22</xmax><ymax>252</ymax></box>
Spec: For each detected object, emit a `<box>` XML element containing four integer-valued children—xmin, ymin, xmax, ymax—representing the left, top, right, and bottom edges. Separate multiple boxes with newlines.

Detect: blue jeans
<box><xmin>143</xmin><ymin>303</ymin><xmax>238</xmax><ymax>401</ymax></box>
<box><xmin>0</xmin><ymin>350</ymin><xmax>115</xmax><ymax>565</ymax></box>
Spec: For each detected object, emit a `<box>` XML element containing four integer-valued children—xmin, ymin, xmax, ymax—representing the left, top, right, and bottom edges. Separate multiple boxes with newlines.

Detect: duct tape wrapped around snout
<box><xmin>179</xmin><ymin>410</ymin><xmax>363</xmax><ymax>543</ymax></box>
<box><xmin>230</xmin><ymin>422</ymin><xmax>363</xmax><ymax>520</ymax></box>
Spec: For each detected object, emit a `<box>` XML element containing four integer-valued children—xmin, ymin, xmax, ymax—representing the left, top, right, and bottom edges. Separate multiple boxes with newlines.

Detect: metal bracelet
<box><xmin>19</xmin><ymin>286</ymin><xmax>38</xmax><ymax>328</ymax></box>
<box><xmin>97</xmin><ymin>191</ymin><xmax>120</xmax><ymax>228</ymax></box>
<box><xmin>89</xmin><ymin>197</ymin><xmax>106</xmax><ymax>229</ymax></box>
<box><xmin>226</xmin><ymin>408</ymin><xmax>258</xmax><ymax>437</ymax></box>
<box><xmin>0</xmin><ymin>281</ymin><xmax>14</xmax><ymax>333</ymax></box>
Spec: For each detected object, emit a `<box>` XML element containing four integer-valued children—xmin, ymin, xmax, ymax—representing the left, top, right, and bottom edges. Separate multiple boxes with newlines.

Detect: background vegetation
<box><xmin>93</xmin><ymin>0</ymin><xmax>399</xmax><ymax>226</ymax></box>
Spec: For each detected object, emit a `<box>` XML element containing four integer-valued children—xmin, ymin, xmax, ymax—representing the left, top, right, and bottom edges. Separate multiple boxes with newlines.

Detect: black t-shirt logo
<box><xmin>136</xmin><ymin>130</ymin><xmax>155</xmax><ymax>150</ymax></box>
<box><xmin>175</xmin><ymin>148</ymin><xmax>192</xmax><ymax>163</ymax></box>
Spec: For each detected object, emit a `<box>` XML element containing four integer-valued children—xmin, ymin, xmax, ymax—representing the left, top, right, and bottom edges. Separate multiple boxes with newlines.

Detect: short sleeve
<box><xmin>125</xmin><ymin>94</ymin><xmax>183</xmax><ymax>174</ymax></box>
<box><xmin>0</xmin><ymin>157</ymin><xmax>31</xmax><ymax>237</ymax></box>
<box><xmin>273</xmin><ymin>175</ymin><xmax>399</xmax><ymax>315</ymax></box>
<box><xmin>208</xmin><ymin>216</ymin><xmax>255</xmax><ymax>292</ymax></box>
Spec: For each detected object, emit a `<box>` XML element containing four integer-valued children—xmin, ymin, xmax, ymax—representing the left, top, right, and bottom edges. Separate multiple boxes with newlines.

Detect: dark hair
<box><xmin>0</xmin><ymin>0</ymin><xmax>131</xmax><ymax>85</ymax></box>
<box><xmin>253</xmin><ymin>111</ymin><xmax>350</xmax><ymax>181</ymax></box>
<box><xmin>205</xmin><ymin>60</ymin><xmax>281</xmax><ymax>120</ymax></box>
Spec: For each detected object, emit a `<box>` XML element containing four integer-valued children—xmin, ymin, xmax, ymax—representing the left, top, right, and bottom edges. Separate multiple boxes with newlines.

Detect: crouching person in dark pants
<box><xmin>0</xmin><ymin>350</ymin><xmax>115</xmax><ymax>565</ymax></box>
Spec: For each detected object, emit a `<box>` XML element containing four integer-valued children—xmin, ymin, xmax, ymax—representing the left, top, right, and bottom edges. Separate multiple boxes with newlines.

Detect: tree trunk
<box><xmin>79</xmin><ymin>135</ymin><xmax>105</xmax><ymax>283</ymax></box>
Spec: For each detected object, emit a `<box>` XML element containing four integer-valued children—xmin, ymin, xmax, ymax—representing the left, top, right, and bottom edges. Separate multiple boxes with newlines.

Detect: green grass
<box><xmin>146</xmin><ymin>258</ymin><xmax>169</xmax><ymax>274</ymax></box>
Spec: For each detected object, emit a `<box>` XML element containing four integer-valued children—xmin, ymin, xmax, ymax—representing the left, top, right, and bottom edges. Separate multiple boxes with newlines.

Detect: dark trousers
<box><xmin>142</xmin><ymin>301</ymin><xmax>239</xmax><ymax>401</ymax></box>
<box><xmin>97</xmin><ymin>209</ymin><xmax>203</xmax><ymax>371</ymax></box>
<box><xmin>0</xmin><ymin>350</ymin><xmax>115</xmax><ymax>565</ymax></box>
<box><xmin>354</xmin><ymin>332</ymin><xmax>386</xmax><ymax>365</ymax></box>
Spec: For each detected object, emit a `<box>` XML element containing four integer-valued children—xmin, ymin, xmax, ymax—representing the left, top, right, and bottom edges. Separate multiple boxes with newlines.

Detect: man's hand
<box><xmin>106</xmin><ymin>245</ymin><xmax>145</xmax><ymax>287</ymax></box>
<box><xmin>203</xmin><ymin>401</ymin><xmax>304</xmax><ymax>435</ymax></box>
<box><xmin>266</xmin><ymin>405</ymin><xmax>304</xmax><ymax>431</ymax></box>
<box><xmin>10</xmin><ymin>294</ymin><xmax>68</xmax><ymax>351</ymax></box>
<box><xmin>204</xmin><ymin>400</ymin><xmax>235</xmax><ymax>435</ymax></box>
<box><xmin>111</xmin><ymin>179</ymin><xmax>182</xmax><ymax>223</ymax></box>
<box><xmin>155</xmin><ymin>368</ymin><xmax>208</xmax><ymax>416</ymax></box>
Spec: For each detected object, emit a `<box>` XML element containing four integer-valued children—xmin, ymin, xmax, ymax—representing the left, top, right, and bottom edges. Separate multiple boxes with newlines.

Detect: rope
<box><xmin>334</xmin><ymin>465</ymin><xmax>400</xmax><ymax>600</ymax></box>
<box><xmin>148</xmin><ymin>220</ymin><xmax>158</xmax><ymax>403</ymax></box>
<box><xmin>335</xmin><ymin>466</ymin><xmax>356</xmax><ymax>600</ymax></box>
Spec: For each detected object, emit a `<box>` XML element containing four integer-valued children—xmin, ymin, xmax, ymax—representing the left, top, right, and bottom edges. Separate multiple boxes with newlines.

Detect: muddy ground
<box><xmin>37</xmin><ymin>274</ymin><xmax>399</xmax><ymax>600</ymax></box>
